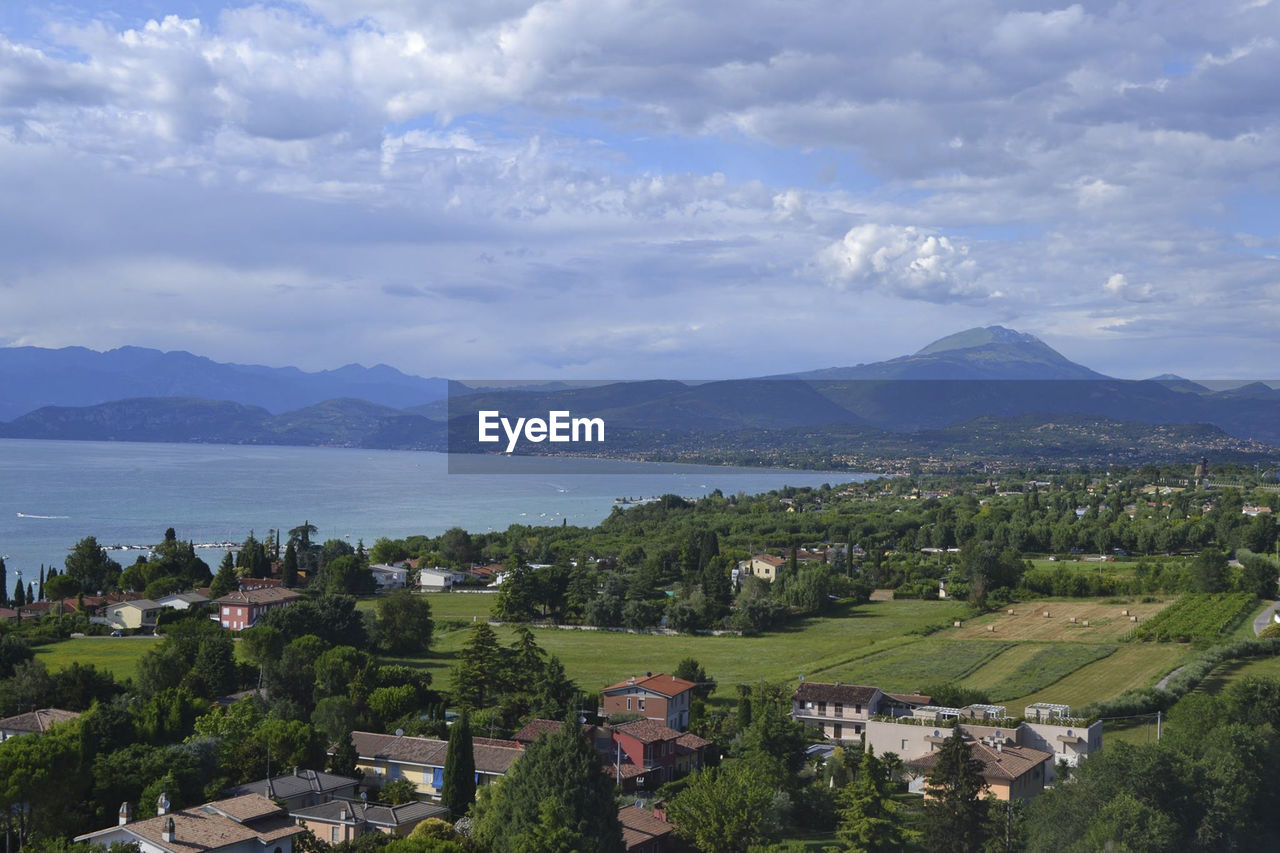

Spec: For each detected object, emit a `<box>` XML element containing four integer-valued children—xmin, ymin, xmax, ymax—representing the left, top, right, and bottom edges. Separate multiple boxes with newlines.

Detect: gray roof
<box><xmin>223</xmin><ymin>769</ymin><xmax>358</xmax><ymax>800</ymax></box>
<box><xmin>350</xmin><ymin>731</ymin><xmax>522</xmax><ymax>776</ymax></box>
<box><xmin>292</xmin><ymin>799</ymin><xmax>447</xmax><ymax>828</ymax></box>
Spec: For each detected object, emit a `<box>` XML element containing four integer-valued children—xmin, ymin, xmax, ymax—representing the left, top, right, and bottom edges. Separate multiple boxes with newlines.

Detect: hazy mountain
<box><xmin>1148</xmin><ymin>374</ymin><xmax>1213</xmax><ymax>394</ymax></box>
<box><xmin>782</xmin><ymin>325</ymin><xmax>1106</xmax><ymax>380</ymax></box>
<box><xmin>0</xmin><ymin>345</ymin><xmax>449</xmax><ymax>420</ymax></box>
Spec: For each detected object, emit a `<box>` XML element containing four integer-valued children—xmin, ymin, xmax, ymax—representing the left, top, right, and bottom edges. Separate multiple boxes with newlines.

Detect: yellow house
<box><xmin>105</xmin><ymin>599</ymin><xmax>162</xmax><ymax>631</ymax></box>
<box><xmin>347</xmin><ymin>731</ymin><xmax>522</xmax><ymax>799</ymax></box>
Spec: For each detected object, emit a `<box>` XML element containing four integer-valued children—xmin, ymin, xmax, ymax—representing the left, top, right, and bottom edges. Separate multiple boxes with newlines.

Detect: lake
<box><xmin>0</xmin><ymin>439</ymin><xmax>875</xmax><ymax>576</ymax></box>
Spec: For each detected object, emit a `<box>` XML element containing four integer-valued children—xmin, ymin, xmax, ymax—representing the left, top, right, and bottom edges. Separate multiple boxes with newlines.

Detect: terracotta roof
<box><xmin>206</xmin><ymin>794</ymin><xmax>285</xmax><ymax>822</ymax></box>
<box><xmin>214</xmin><ymin>587</ymin><xmax>302</xmax><ymax>607</ymax></box>
<box><xmin>911</xmin><ymin>739</ymin><xmax>1053</xmax><ymax>783</ymax></box>
<box><xmin>884</xmin><ymin>692</ymin><xmax>932</xmax><ymax>706</ymax></box>
<box><xmin>0</xmin><ymin>708</ymin><xmax>81</xmax><ymax>734</ymax></box>
<box><xmin>512</xmin><ymin>719</ymin><xmax>565</xmax><ymax>743</ymax></box>
<box><xmin>618</xmin><ymin>806</ymin><xmax>673</xmax><ymax>852</ymax></box>
<box><xmin>603</xmin><ymin>673</ymin><xmax>698</xmax><ymax>697</ymax></box>
<box><xmin>793</xmin><ymin>682</ymin><xmax>881</xmax><ymax>705</ymax></box>
<box><xmin>0</xmin><ymin>608</ymin><xmax>18</xmax><ymax>621</ymax></box>
<box><xmin>472</xmin><ymin>736</ymin><xmax>521</xmax><ymax>749</ymax></box>
<box><xmin>349</xmin><ymin>731</ymin><xmax>522</xmax><ymax>776</ymax></box>
<box><xmin>676</xmin><ymin>733</ymin><xmax>710</xmax><ymax>753</ymax></box>
<box><xmin>612</xmin><ymin>719</ymin><xmax>681</xmax><ymax>744</ymax></box>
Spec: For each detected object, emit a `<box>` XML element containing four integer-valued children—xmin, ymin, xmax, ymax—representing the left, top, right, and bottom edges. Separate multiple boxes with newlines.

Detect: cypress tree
<box><xmin>38</xmin><ymin>565</ymin><xmax>45</xmax><ymax>601</ymax></box>
<box><xmin>441</xmin><ymin>709</ymin><xmax>476</xmax><ymax>816</ymax></box>
<box><xmin>27</xmin><ymin>582</ymin><xmax>35</xmax><ymax>604</ymax></box>
<box><xmin>0</xmin><ymin>558</ymin><xmax>7</xmax><ymax>607</ymax></box>
<box><xmin>13</xmin><ymin>579</ymin><xmax>25</xmax><ymax>608</ymax></box>
<box><xmin>282</xmin><ymin>541</ymin><xmax>298</xmax><ymax>589</ymax></box>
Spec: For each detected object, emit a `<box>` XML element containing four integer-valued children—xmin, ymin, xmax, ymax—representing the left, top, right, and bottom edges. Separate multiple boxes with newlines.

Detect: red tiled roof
<box><xmin>910</xmin><ymin>739</ymin><xmax>1052</xmax><ymax>783</ymax></box>
<box><xmin>0</xmin><ymin>708</ymin><xmax>81</xmax><ymax>734</ymax></box>
<box><xmin>215</xmin><ymin>587</ymin><xmax>302</xmax><ymax>607</ymax></box>
<box><xmin>611</xmin><ymin>719</ymin><xmax>681</xmax><ymax>744</ymax></box>
<box><xmin>794</xmin><ymin>682</ymin><xmax>880</xmax><ymax>705</ymax></box>
<box><xmin>618</xmin><ymin>806</ymin><xmax>673</xmax><ymax>852</ymax></box>
<box><xmin>603</xmin><ymin>673</ymin><xmax>697</xmax><ymax>697</ymax></box>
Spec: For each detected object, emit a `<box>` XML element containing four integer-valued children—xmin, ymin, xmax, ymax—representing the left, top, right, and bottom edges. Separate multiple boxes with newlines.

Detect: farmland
<box><xmin>1009</xmin><ymin>643</ymin><xmax>1190</xmax><ymax>709</ymax></box>
<box><xmin>1128</xmin><ymin>593</ymin><xmax>1257</xmax><ymax>643</ymax></box>
<box><xmin>939</xmin><ymin>598</ymin><xmax>1172</xmax><ymax>643</ymax></box>
<box><xmin>960</xmin><ymin>642</ymin><xmax>1117</xmax><ymax>702</ymax></box>
<box><xmin>34</xmin><ymin>636</ymin><xmax>162</xmax><ymax>680</ymax></box>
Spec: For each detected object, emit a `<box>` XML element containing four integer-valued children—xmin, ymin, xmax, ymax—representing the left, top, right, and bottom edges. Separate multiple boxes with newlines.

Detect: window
<box><xmin>817</xmin><ymin>701</ymin><xmax>827</xmax><ymax>715</ymax></box>
<box><xmin>901</xmin><ymin>739</ymin><xmax>908</xmax><ymax>750</ymax></box>
<box><xmin>639</xmin><ymin>699</ymin><xmax>645</xmax><ymax>711</ymax></box>
<box><xmin>627</xmin><ymin>698</ymin><xmax>633</xmax><ymax>711</ymax></box>
<box><xmin>331</xmin><ymin>828</ymin><xmax>340</xmax><ymax>843</ymax></box>
<box><xmin>432</xmin><ymin>767</ymin><xmax>444</xmax><ymax>789</ymax></box>
<box><xmin>833</xmin><ymin>724</ymin><xmax>842</xmax><ymax>739</ymax></box>
<box><xmin>834</xmin><ymin>702</ymin><xmax>843</xmax><ymax>717</ymax></box>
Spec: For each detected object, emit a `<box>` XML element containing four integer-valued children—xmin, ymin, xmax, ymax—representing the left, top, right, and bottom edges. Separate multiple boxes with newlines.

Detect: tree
<box><xmin>921</xmin><ymin>729</ymin><xmax>988</xmax><ymax>853</ymax></box>
<box><xmin>1190</xmin><ymin>548</ymin><xmax>1228</xmax><ymax>593</ymax></box>
<box><xmin>837</xmin><ymin>747</ymin><xmax>905</xmax><ymax>852</ymax></box>
<box><xmin>673</xmin><ymin>658</ymin><xmax>717</xmax><ymax>701</ymax></box>
<box><xmin>666</xmin><ymin>759</ymin><xmax>784</xmax><ymax>853</ymax></box>
<box><xmin>282</xmin><ymin>541</ymin><xmax>299</xmax><ymax>589</ymax></box>
<box><xmin>210</xmin><ymin>553</ymin><xmax>237</xmax><ymax>599</ymax></box>
<box><xmin>495</xmin><ymin>567</ymin><xmax>540</xmax><ymax>622</ymax></box>
<box><xmin>328</xmin><ymin>732</ymin><xmax>361</xmax><ymax>779</ymax></box>
<box><xmin>13</xmin><ymin>579</ymin><xmax>25</xmax><ymax>608</ymax></box>
<box><xmin>452</xmin><ymin>624</ymin><xmax>503</xmax><ymax>710</ymax></box>
<box><xmin>375</xmin><ymin>591</ymin><xmax>434</xmax><ymax>655</ymax></box>
<box><xmin>64</xmin><ymin>536</ymin><xmax>121</xmax><ymax>593</ymax></box>
<box><xmin>472</xmin><ymin>720</ymin><xmax>623</xmax><ymax>853</ymax></box>
<box><xmin>0</xmin><ymin>634</ymin><xmax>33</xmax><ymax>679</ymax></box>
<box><xmin>441</xmin><ymin>709</ymin><xmax>476</xmax><ymax>817</ymax></box>
<box><xmin>379</xmin><ymin>778</ymin><xmax>418</xmax><ymax>805</ymax></box>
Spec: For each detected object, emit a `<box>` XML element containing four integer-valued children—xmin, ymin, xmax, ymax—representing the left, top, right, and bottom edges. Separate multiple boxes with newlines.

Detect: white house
<box><xmin>416</xmin><ymin>566</ymin><xmax>461</xmax><ymax>591</ymax></box>
<box><xmin>156</xmin><ymin>591</ymin><xmax>209</xmax><ymax>611</ymax></box>
<box><xmin>368</xmin><ymin>564</ymin><xmax>409</xmax><ymax>590</ymax></box>
<box><xmin>76</xmin><ymin>793</ymin><xmax>304</xmax><ymax>853</ymax></box>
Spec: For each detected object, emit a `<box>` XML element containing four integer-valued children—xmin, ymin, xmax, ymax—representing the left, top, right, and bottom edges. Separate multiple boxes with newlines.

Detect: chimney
<box><xmin>339</xmin><ymin>805</ymin><xmax>348</xmax><ymax>821</ymax></box>
<box><xmin>156</xmin><ymin>791</ymin><xmax>170</xmax><ymax>816</ymax></box>
<box><xmin>118</xmin><ymin>802</ymin><xmax>132</xmax><ymax>826</ymax></box>
<box><xmin>995</xmin><ymin>742</ymin><xmax>1003</xmax><ymax>753</ymax></box>
<box><xmin>161</xmin><ymin>817</ymin><xmax>176</xmax><ymax>843</ymax></box>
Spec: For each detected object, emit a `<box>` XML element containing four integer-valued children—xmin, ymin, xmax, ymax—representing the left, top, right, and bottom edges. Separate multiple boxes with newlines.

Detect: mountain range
<box><xmin>2</xmin><ymin>328</ymin><xmax>1278</xmax><ymax>463</ymax></box>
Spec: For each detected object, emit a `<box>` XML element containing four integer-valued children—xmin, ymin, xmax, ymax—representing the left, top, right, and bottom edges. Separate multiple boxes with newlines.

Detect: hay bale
<box><xmin>954</xmin><ymin>621</ymin><xmax>963</xmax><ymax>628</ymax></box>
<box><xmin>1043</xmin><ymin>611</ymin><xmax>1051</xmax><ymax>618</ymax></box>
<box><xmin>1082</xmin><ymin>620</ymin><xmax>1090</xmax><ymax>627</ymax></box>
<box><xmin>1130</xmin><ymin>615</ymin><xmax>1139</xmax><ymax>622</ymax></box>
<box><xmin>987</xmin><ymin>624</ymin><xmax>996</xmax><ymax>632</ymax></box>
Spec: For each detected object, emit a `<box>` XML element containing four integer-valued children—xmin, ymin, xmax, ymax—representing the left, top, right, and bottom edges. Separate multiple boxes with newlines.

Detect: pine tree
<box><xmin>0</xmin><ymin>558</ymin><xmax>7</xmax><ymax>607</ymax></box>
<box><xmin>474</xmin><ymin>717</ymin><xmax>623</xmax><ymax>853</ymax></box>
<box><xmin>26</xmin><ymin>582</ymin><xmax>35</xmax><ymax>605</ymax></box>
<box><xmin>441</xmin><ymin>709</ymin><xmax>476</xmax><ymax>816</ymax></box>
<box><xmin>328</xmin><ymin>733</ymin><xmax>361</xmax><ymax>779</ymax></box>
<box><xmin>921</xmin><ymin>729</ymin><xmax>989</xmax><ymax>852</ymax></box>
<box><xmin>211</xmin><ymin>552</ymin><xmax>237</xmax><ymax>599</ymax></box>
<box><xmin>452</xmin><ymin>623</ymin><xmax>503</xmax><ymax>709</ymax></box>
<box><xmin>837</xmin><ymin>747</ymin><xmax>905</xmax><ymax>852</ymax></box>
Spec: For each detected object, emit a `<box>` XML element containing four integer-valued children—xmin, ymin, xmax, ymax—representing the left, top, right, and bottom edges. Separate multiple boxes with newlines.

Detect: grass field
<box><xmin>960</xmin><ymin>643</ymin><xmax>1117</xmax><ymax>702</ymax></box>
<box><xmin>34</xmin><ymin>637</ymin><xmax>162</xmax><ymax>680</ymax></box>
<box><xmin>1010</xmin><ymin>643</ymin><xmax>1189</xmax><ymax>709</ymax></box>
<box><xmin>939</xmin><ymin>599</ymin><xmax>1171</xmax><ymax>643</ymax></box>
<box><xmin>392</xmin><ymin>599</ymin><xmax>970</xmax><ymax>699</ymax></box>
<box><xmin>1188</xmin><ymin>653</ymin><xmax>1280</xmax><ymax>697</ymax></box>
<box><xmin>1029</xmin><ymin>558</ymin><xmax>1146</xmax><ymax>577</ymax></box>
<box><xmin>355</xmin><ymin>592</ymin><xmax>496</xmax><ymax>623</ymax></box>
<box><xmin>813</xmin><ymin>640</ymin><xmax>1011</xmax><ymax>694</ymax></box>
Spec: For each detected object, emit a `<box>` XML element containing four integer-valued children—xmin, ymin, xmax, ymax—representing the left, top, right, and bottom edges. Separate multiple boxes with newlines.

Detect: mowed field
<box><xmin>1008</xmin><ymin>643</ymin><xmax>1189</xmax><ymax>709</ymax></box>
<box><xmin>35</xmin><ymin>636</ymin><xmax>163</xmax><ymax>680</ymax></box>
<box><xmin>939</xmin><ymin>599</ymin><xmax>1172</xmax><ymax>643</ymax></box>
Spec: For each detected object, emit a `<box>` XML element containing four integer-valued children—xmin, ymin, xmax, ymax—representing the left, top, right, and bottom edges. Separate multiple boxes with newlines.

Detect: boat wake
<box><xmin>16</xmin><ymin>512</ymin><xmax>70</xmax><ymax>519</ymax></box>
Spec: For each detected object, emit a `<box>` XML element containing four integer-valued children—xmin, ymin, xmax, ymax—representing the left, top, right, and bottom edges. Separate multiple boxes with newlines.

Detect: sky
<box><xmin>1</xmin><ymin>0</ymin><xmax>1278</xmax><ymax>380</ymax></box>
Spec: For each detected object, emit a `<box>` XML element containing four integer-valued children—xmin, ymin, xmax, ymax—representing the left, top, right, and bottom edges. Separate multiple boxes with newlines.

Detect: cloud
<box><xmin>1102</xmin><ymin>273</ymin><xmax>1170</xmax><ymax>304</ymax></box>
<box><xmin>820</xmin><ymin>224</ymin><xmax>987</xmax><ymax>302</ymax></box>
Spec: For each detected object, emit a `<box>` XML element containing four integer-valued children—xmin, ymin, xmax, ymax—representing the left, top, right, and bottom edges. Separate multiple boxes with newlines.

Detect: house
<box><xmin>238</xmin><ymin>577</ymin><xmax>283</xmax><ymax>592</ymax></box>
<box><xmin>368</xmin><ymin>564</ymin><xmax>409</xmax><ymax>590</ymax></box>
<box><xmin>512</xmin><ymin>718</ymin><xmax>708</xmax><ymax>793</ymax></box>
<box><xmin>865</xmin><ymin>702</ymin><xmax>1101</xmax><ymax>788</ymax></box>
<box><xmin>416</xmin><ymin>567</ymin><xmax>460</xmax><ymax>591</ymax></box>
<box><xmin>0</xmin><ymin>708</ymin><xmax>81</xmax><ymax>741</ymax></box>
<box><xmin>214</xmin><ymin>587</ymin><xmax>302</xmax><ymax>630</ymax></box>
<box><xmin>602</xmin><ymin>673</ymin><xmax>698</xmax><ymax>732</ymax></box>
<box><xmin>156</xmin><ymin>591</ymin><xmax>210</xmax><ymax>611</ymax></box>
<box><xmin>618</xmin><ymin>804</ymin><xmax>674</xmax><ymax>853</ymax></box>
<box><xmin>346</xmin><ymin>731</ymin><xmax>522</xmax><ymax>799</ymax></box>
<box><xmin>105</xmin><ymin>599</ymin><xmax>162</xmax><ymax>631</ymax></box>
<box><xmin>909</xmin><ymin>735</ymin><xmax>1053</xmax><ymax>801</ymax></box>
<box><xmin>791</xmin><ymin>682</ymin><xmax>884</xmax><ymax>741</ymax></box>
<box><xmin>75</xmin><ymin>793</ymin><xmax>304</xmax><ymax>853</ymax></box>
<box><xmin>222</xmin><ymin>769</ymin><xmax>359</xmax><ymax>811</ymax></box>
<box><xmin>292</xmin><ymin>799</ymin><xmax>448</xmax><ymax>842</ymax></box>
<box><xmin>736</xmin><ymin>554</ymin><xmax>785</xmax><ymax>582</ymax></box>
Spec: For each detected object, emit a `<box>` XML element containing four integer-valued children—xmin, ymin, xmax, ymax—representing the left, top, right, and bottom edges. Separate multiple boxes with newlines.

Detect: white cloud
<box><xmin>820</xmin><ymin>224</ymin><xmax>986</xmax><ymax>302</ymax></box>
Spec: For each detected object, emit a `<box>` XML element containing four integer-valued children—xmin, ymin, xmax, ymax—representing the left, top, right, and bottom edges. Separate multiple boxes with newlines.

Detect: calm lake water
<box><xmin>0</xmin><ymin>439</ymin><xmax>874</xmax><ymax>575</ymax></box>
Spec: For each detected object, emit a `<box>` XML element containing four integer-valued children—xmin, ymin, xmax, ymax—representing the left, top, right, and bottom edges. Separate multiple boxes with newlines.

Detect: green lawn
<box><xmin>34</xmin><ymin>637</ymin><xmax>162</xmax><ymax>680</ymax></box>
<box><xmin>814</xmin><ymin>639</ymin><xmax>1011</xmax><ymax>695</ymax></box>
<box><xmin>1188</xmin><ymin>652</ymin><xmax>1280</xmax><ymax>697</ymax></box>
<box><xmin>394</xmin><ymin>599</ymin><xmax>968</xmax><ymax>699</ymax></box>
<box><xmin>355</xmin><ymin>592</ymin><xmax>496</xmax><ymax>623</ymax></box>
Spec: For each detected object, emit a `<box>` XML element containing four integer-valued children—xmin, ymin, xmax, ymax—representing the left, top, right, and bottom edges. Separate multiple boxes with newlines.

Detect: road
<box><xmin>1254</xmin><ymin>600</ymin><xmax>1280</xmax><ymax>636</ymax></box>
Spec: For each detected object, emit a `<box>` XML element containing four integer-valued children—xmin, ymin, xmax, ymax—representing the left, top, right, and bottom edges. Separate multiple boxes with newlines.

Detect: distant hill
<box><xmin>0</xmin><ymin>345</ymin><xmax>449</xmax><ymax>420</ymax></box>
<box><xmin>0</xmin><ymin>397</ymin><xmax>447</xmax><ymax>450</ymax></box>
<box><xmin>782</xmin><ymin>325</ymin><xmax>1106</xmax><ymax>380</ymax></box>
